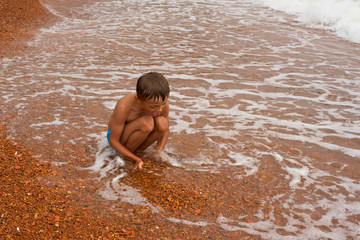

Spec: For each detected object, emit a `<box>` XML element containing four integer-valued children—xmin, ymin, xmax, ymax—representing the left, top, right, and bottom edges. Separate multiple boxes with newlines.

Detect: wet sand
<box><xmin>0</xmin><ymin>1</ymin><xmax>256</xmax><ymax>239</ymax></box>
<box><xmin>2</xmin><ymin>124</ymin><xmax>257</xmax><ymax>239</ymax></box>
<box><xmin>0</xmin><ymin>0</ymin><xmax>56</xmax><ymax>58</ymax></box>
<box><xmin>0</xmin><ymin>1</ymin><xmax>133</xmax><ymax>238</ymax></box>
<box><xmin>0</xmin><ymin>126</ymin><xmax>130</xmax><ymax>238</ymax></box>
<box><xmin>1</xmin><ymin>0</ymin><xmax>359</xmax><ymax>239</ymax></box>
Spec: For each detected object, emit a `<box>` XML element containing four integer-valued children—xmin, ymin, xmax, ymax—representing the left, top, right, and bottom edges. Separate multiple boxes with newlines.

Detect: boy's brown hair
<box><xmin>136</xmin><ymin>72</ymin><xmax>170</xmax><ymax>101</ymax></box>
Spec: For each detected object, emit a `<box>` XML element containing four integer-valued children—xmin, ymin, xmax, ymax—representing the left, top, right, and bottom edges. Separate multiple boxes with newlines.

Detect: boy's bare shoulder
<box><xmin>115</xmin><ymin>93</ymin><xmax>135</xmax><ymax>109</ymax></box>
<box><xmin>108</xmin><ymin>93</ymin><xmax>138</xmax><ymax>128</ymax></box>
<box><xmin>113</xmin><ymin>93</ymin><xmax>139</xmax><ymax>120</ymax></box>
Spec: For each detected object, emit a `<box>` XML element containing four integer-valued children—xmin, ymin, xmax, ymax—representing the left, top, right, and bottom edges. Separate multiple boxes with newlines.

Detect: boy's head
<box><xmin>136</xmin><ymin>72</ymin><xmax>170</xmax><ymax>102</ymax></box>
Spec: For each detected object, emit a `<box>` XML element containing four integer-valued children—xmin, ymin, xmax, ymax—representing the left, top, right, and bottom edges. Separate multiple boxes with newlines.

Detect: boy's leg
<box><xmin>137</xmin><ymin>116</ymin><xmax>168</xmax><ymax>151</ymax></box>
<box><xmin>120</xmin><ymin>115</ymin><xmax>154</xmax><ymax>152</ymax></box>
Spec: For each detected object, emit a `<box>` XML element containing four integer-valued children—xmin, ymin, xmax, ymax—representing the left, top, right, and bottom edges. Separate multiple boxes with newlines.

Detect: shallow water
<box><xmin>1</xmin><ymin>0</ymin><xmax>360</xmax><ymax>239</ymax></box>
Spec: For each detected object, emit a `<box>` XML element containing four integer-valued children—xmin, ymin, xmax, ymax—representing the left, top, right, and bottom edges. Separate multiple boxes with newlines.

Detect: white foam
<box><xmin>166</xmin><ymin>217</ymin><xmax>210</xmax><ymax>227</ymax></box>
<box><xmin>257</xmin><ymin>0</ymin><xmax>360</xmax><ymax>43</ymax></box>
<box><xmin>285</xmin><ymin>165</ymin><xmax>309</xmax><ymax>187</ymax></box>
<box><xmin>86</xmin><ymin>136</ymin><xmax>125</xmax><ymax>179</ymax></box>
<box><xmin>100</xmin><ymin>181</ymin><xmax>148</xmax><ymax>205</ymax></box>
<box><xmin>30</xmin><ymin>117</ymin><xmax>68</xmax><ymax>127</ymax></box>
<box><xmin>102</xmin><ymin>101</ymin><xmax>117</xmax><ymax>110</ymax></box>
<box><xmin>226</xmin><ymin>152</ymin><xmax>259</xmax><ymax>176</ymax></box>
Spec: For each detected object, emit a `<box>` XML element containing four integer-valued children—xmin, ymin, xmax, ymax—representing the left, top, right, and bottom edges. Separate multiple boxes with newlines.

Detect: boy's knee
<box><xmin>140</xmin><ymin>115</ymin><xmax>155</xmax><ymax>133</ymax></box>
<box><xmin>155</xmin><ymin>116</ymin><xmax>169</xmax><ymax>132</ymax></box>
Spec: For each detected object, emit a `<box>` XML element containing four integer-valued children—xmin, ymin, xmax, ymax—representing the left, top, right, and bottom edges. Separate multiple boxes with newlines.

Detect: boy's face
<box><xmin>140</xmin><ymin>97</ymin><xmax>168</xmax><ymax>117</ymax></box>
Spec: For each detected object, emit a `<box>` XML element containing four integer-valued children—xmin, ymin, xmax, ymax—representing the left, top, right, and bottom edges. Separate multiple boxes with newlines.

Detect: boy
<box><xmin>107</xmin><ymin>72</ymin><xmax>170</xmax><ymax>170</ymax></box>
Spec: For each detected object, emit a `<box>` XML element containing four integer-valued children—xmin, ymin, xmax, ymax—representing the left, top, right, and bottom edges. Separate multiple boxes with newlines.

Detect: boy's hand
<box><xmin>134</xmin><ymin>160</ymin><xmax>143</xmax><ymax>171</ymax></box>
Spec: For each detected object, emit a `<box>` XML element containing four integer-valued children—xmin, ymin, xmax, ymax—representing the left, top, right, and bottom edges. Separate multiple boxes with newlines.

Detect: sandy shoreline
<box><xmin>1</xmin><ymin>0</ymin><xmax>359</xmax><ymax>239</ymax></box>
<box><xmin>0</xmin><ymin>1</ymin><xmax>130</xmax><ymax>238</ymax></box>
<box><xmin>0</xmin><ymin>125</ymin><xmax>133</xmax><ymax>239</ymax></box>
<box><xmin>0</xmin><ymin>1</ymin><xmax>257</xmax><ymax>239</ymax></box>
<box><xmin>1</xmin><ymin>1</ymin><xmax>129</xmax><ymax>238</ymax></box>
<box><xmin>0</xmin><ymin>0</ymin><xmax>57</xmax><ymax>58</ymax></box>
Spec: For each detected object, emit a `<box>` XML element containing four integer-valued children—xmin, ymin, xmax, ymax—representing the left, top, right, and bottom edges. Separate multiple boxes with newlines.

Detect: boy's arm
<box><xmin>109</xmin><ymin>107</ymin><xmax>143</xmax><ymax>170</ymax></box>
<box><xmin>155</xmin><ymin>102</ymin><xmax>170</xmax><ymax>151</ymax></box>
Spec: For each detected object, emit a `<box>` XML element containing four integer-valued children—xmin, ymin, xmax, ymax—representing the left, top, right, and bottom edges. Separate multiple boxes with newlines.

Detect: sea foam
<box><xmin>257</xmin><ymin>0</ymin><xmax>360</xmax><ymax>43</ymax></box>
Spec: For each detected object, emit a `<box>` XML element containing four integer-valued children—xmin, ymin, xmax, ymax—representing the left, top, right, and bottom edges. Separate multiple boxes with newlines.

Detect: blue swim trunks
<box><xmin>107</xmin><ymin>129</ymin><xmax>111</xmax><ymax>142</ymax></box>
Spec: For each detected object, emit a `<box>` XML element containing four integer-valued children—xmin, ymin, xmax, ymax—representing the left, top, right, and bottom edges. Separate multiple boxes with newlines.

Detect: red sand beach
<box><xmin>0</xmin><ymin>1</ymin><xmax>257</xmax><ymax>239</ymax></box>
<box><xmin>0</xmin><ymin>1</ymin><xmax>134</xmax><ymax>238</ymax></box>
<box><xmin>0</xmin><ymin>0</ymin><xmax>55</xmax><ymax>58</ymax></box>
<box><xmin>1</xmin><ymin>0</ymin><xmax>359</xmax><ymax>239</ymax></box>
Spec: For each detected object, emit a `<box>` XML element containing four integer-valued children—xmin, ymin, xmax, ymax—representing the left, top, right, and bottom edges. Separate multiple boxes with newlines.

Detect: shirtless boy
<box><xmin>107</xmin><ymin>72</ymin><xmax>170</xmax><ymax>170</ymax></box>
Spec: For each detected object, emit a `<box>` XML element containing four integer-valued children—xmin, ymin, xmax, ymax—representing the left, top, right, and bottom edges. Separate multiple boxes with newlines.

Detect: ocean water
<box><xmin>1</xmin><ymin>0</ymin><xmax>360</xmax><ymax>239</ymax></box>
<box><xmin>257</xmin><ymin>0</ymin><xmax>360</xmax><ymax>43</ymax></box>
